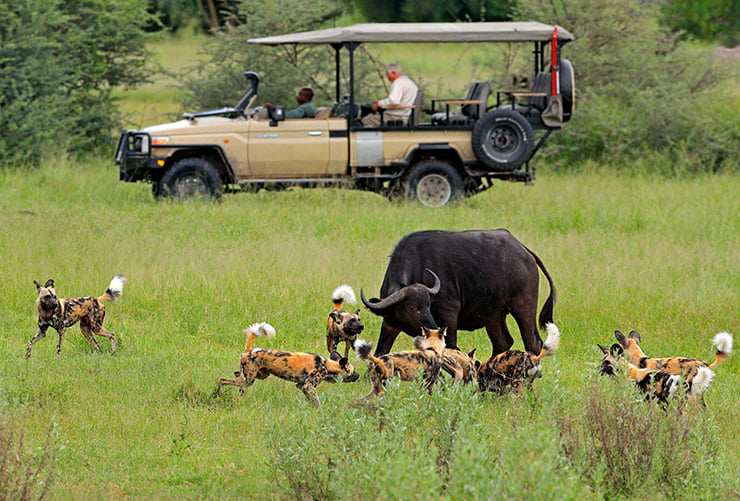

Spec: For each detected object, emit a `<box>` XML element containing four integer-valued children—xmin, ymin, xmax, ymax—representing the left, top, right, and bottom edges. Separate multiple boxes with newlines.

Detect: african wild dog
<box><xmin>217</xmin><ymin>322</ymin><xmax>358</xmax><ymax>407</ymax></box>
<box><xmin>476</xmin><ymin>322</ymin><xmax>560</xmax><ymax>394</ymax></box>
<box><xmin>613</xmin><ymin>330</ymin><xmax>732</xmax><ymax>403</ymax></box>
<box><xmin>326</xmin><ymin>285</ymin><xmax>364</xmax><ymax>359</ymax></box>
<box><xmin>26</xmin><ymin>275</ymin><xmax>126</xmax><ymax>358</ymax></box>
<box><xmin>439</xmin><ymin>347</ymin><xmax>477</xmax><ymax>384</ymax></box>
<box><xmin>354</xmin><ymin>326</ymin><xmax>447</xmax><ymax>398</ymax></box>
<box><xmin>598</xmin><ymin>342</ymin><xmax>685</xmax><ymax>404</ymax></box>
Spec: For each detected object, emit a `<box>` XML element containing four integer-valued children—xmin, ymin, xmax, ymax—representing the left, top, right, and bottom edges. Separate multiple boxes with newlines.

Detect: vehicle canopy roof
<box><xmin>248</xmin><ymin>22</ymin><xmax>574</xmax><ymax>45</ymax></box>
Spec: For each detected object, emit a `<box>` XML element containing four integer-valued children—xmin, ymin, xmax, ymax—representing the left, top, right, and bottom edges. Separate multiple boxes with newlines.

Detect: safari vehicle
<box><xmin>115</xmin><ymin>22</ymin><xmax>574</xmax><ymax>207</ymax></box>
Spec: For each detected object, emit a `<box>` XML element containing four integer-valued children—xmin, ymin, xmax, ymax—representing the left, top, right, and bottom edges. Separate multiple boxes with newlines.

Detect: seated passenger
<box><xmin>264</xmin><ymin>86</ymin><xmax>316</xmax><ymax>118</ymax></box>
<box><xmin>361</xmin><ymin>63</ymin><xmax>418</xmax><ymax>127</ymax></box>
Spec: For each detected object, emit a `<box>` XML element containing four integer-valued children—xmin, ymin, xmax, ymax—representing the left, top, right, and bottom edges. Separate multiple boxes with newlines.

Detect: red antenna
<box><xmin>551</xmin><ymin>27</ymin><xmax>558</xmax><ymax>96</ymax></box>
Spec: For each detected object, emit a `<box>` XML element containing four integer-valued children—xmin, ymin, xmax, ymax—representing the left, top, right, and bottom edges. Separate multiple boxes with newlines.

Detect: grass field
<box><xmin>0</xmin><ymin>159</ymin><xmax>738</xmax><ymax>499</ymax></box>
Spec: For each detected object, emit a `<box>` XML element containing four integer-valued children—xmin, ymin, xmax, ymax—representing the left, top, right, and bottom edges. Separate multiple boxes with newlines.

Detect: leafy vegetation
<box><xmin>0</xmin><ymin>0</ymin><xmax>153</xmax><ymax>165</ymax></box>
<box><xmin>0</xmin><ymin>159</ymin><xmax>738</xmax><ymax>498</ymax></box>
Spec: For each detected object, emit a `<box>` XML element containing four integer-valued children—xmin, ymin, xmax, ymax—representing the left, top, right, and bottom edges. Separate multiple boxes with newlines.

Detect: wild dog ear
<box><xmin>609</xmin><ymin>343</ymin><xmax>624</xmax><ymax>357</ymax></box>
<box><xmin>329</xmin><ymin>311</ymin><xmax>342</xmax><ymax>323</ymax></box>
<box><xmin>354</xmin><ymin>309</ymin><xmax>361</xmax><ymax>316</ymax></box>
<box><xmin>439</xmin><ymin>326</ymin><xmax>448</xmax><ymax>338</ymax></box>
<box><xmin>597</xmin><ymin>343</ymin><xmax>609</xmax><ymax>355</ymax></box>
<box><xmin>421</xmin><ymin>325</ymin><xmax>431</xmax><ymax>336</ymax></box>
<box><xmin>468</xmin><ymin>348</ymin><xmax>476</xmax><ymax>359</ymax></box>
<box><xmin>34</xmin><ymin>280</ymin><xmax>42</xmax><ymax>291</ymax></box>
<box><xmin>474</xmin><ymin>360</ymin><xmax>481</xmax><ymax>369</ymax></box>
<box><xmin>628</xmin><ymin>331</ymin><xmax>641</xmax><ymax>344</ymax></box>
<box><xmin>614</xmin><ymin>330</ymin><xmax>629</xmax><ymax>349</ymax></box>
<box><xmin>44</xmin><ymin>279</ymin><xmax>55</xmax><ymax>288</ymax></box>
<box><xmin>329</xmin><ymin>350</ymin><xmax>341</xmax><ymax>361</ymax></box>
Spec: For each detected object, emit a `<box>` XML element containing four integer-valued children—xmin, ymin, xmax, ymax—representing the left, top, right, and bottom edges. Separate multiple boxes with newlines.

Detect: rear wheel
<box><xmin>472</xmin><ymin>109</ymin><xmax>534</xmax><ymax>171</ymax></box>
<box><xmin>159</xmin><ymin>158</ymin><xmax>222</xmax><ymax>200</ymax></box>
<box><xmin>404</xmin><ymin>160</ymin><xmax>464</xmax><ymax>208</ymax></box>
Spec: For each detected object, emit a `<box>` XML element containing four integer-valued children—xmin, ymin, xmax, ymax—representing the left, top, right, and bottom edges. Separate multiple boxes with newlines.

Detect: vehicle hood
<box><xmin>143</xmin><ymin>116</ymin><xmax>239</xmax><ymax>135</ymax></box>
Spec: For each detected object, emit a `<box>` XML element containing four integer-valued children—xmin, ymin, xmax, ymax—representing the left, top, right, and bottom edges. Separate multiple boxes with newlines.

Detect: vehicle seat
<box><xmin>408</xmin><ymin>88</ymin><xmax>424</xmax><ymax>126</ymax></box>
<box><xmin>431</xmin><ymin>81</ymin><xmax>490</xmax><ymax>125</ymax></box>
<box><xmin>498</xmin><ymin>71</ymin><xmax>551</xmax><ymax>116</ymax></box>
<box><xmin>314</xmin><ymin>106</ymin><xmax>332</xmax><ymax>119</ymax></box>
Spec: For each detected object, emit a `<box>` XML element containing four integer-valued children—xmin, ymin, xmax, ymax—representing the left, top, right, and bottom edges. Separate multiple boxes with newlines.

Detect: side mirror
<box><xmin>270</xmin><ymin>105</ymin><xmax>286</xmax><ymax>126</ymax></box>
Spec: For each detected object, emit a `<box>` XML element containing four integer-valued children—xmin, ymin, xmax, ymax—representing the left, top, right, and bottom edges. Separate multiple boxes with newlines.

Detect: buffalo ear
<box><xmin>628</xmin><ymin>331</ymin><xmax>642</xmax><ymax>344</ymax></box>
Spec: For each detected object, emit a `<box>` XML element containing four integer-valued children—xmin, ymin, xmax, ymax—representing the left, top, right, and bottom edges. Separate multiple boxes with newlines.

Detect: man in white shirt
<box><xmin>361</xmin><ymin>63</ymin><xmax>419</xmax><ymax>127</ymax></box>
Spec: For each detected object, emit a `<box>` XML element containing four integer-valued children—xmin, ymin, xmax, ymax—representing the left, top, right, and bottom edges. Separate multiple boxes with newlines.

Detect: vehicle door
<box><xmin>247</xmin><ymin>118</ymin><xmax>330</xmax><ymax>177</ymax></box>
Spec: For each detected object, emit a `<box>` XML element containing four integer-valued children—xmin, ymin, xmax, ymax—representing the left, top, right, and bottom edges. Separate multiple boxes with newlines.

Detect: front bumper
<box><xmin>115</xmin><ymin>131</ymin><xmax>159</xmax><ymax>182</ymax></box>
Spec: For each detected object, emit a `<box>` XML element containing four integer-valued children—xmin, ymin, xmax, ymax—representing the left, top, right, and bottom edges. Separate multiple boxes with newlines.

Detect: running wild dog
<box><xmin>476</xmin><ymin>322</ymin><xmax>560</xmax><ymax>394</ymax></box>
<box><xmin>598</xmin><ymin>342</ymin><xmax>685</xmax><ymax>404</ymax></box>
<box><xmin>27</xmin><ymin>275</ymin><xmax>126</xmax><ymax>357</ymax></box>
<box><xmin>354</xmin><ymin>326</ymin><xmax>447</xmax><ymax>398</ymax></box>
<box><xmin>612</xmin><ymin>330</ymin><xmax>732</xmax><ymax>404</ymax></box>
<box><xmin>218</xmin><ymin>322</ymin><xmax>357</xmax><ymax>407</ymax></box>
<box><xmin>326</xmin><ymin>284</ymin><xmax>364</xmax><ymax>359</ymax></box>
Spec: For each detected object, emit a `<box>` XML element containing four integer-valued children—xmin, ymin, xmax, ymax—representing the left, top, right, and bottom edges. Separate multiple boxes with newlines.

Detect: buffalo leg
<box><xmin>510</xmin><ymin>300</ymin><xmax>542</xmax><ymax>355</ymax></box>
<box><xmin>485</xmin><ymin>312</ymin><xmax>514</xmax><ymax>358</ymax></box>
<box><xmin>374</xmin><ymin>321</ymin><xmax>401</xmax><ymax>356</ymax></box>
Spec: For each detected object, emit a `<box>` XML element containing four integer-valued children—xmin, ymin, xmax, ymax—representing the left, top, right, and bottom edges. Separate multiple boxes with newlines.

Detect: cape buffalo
<box><xmin>361</xmin><ymin>229</ymin><xmax>556</xmax><ymax>357</ymax></box>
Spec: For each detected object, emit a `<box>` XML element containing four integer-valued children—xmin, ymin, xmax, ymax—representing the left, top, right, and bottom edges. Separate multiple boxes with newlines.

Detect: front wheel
<box><xmin>404</xmin><ymin>160</ymin><xmax>464</xmax><ymax>208</ymax></box>
<box><xmin>159</xmin><ymin>158</ymin><xmax>222</xmax><ymax>200</ymax></box>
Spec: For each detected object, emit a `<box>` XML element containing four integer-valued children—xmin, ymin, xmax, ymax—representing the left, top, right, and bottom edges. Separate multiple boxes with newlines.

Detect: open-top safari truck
<box><xmin>115</xmin><ymin>22</ymin><xmax>574</xmax><ymax>207</ymax></box>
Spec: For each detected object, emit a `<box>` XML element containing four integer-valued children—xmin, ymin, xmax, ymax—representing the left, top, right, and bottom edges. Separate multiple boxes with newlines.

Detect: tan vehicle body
<box><xmin>115</xmin><ymin>22</ymin><xmax>574</xmax><ymax>206</ymax></box>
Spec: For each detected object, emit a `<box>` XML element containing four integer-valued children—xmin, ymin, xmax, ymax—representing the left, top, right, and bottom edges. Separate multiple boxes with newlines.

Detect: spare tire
<box><xmin>560</xmin><ymin>58</ymin><xmax>575</xmax><ymax>122</ymax></box>
<box><xmin>471</xmin><ymin>109</ymin><xmax>535</xmax><ymax>171</ymax></box>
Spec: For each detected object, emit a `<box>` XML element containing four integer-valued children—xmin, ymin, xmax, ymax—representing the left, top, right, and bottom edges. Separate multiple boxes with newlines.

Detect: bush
<box><xmin>0</xmin><ymin>0</ymin><xmax>153</xmax><ymax>165</ymax></box>
<box><xmin>0</xmin><ymin>415</ymin><xmax>55</xmax><ymax>501</ymax></box>
<box><xmin>514</xmin><ymin>0</ymin><xmax>740</xmax><ymax>173</ymax></box>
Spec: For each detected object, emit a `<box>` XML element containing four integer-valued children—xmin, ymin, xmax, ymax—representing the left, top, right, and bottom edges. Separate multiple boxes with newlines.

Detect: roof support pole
<box><xmin>331</xmin><ymin>43</ymin><xmax>342</xmax><ymax>103</ymax></box>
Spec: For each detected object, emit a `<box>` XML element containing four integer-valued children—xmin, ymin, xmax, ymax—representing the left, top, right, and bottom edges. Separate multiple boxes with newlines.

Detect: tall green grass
<box><xmin>0</xmin><ymin>159</ymin><xmax>738</xmax><ymax>499</ymax></box>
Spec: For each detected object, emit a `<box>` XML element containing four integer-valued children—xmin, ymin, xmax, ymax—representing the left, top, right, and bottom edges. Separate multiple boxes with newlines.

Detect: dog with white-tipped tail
<box><xmin>613</xmin><ymin>329</ymin><xmax>732</xmax><ymax>405</ymax></box>
<box><xmin>326</xmin><ymin>285</ymin><xmax>364</xmax><ymax>359</ymax></box>
<box><xmin>218</xmin><ymin>322</ymin><xmax>358</xmax><ymax>407</ymax></box>
<box><xmin>27</xmin><ymin>275</ymin><xmax>127</xmax><ymax>357</ymax></box>
<box><xmin>476</xmin><ymin>322</ymin><xmax>561</xmax><ymax>394</ymax></box>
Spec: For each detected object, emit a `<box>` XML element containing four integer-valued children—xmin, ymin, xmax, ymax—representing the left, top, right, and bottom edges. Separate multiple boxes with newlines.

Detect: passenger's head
<box><xmin>297</xmin><ymin>87</ymin><xmax>314</xmax><ymax>104</ymax></box>
<box><xmin>385</xmin><ymin>63</ymin><xmax>403</xmax><ymax>82</ymax></box>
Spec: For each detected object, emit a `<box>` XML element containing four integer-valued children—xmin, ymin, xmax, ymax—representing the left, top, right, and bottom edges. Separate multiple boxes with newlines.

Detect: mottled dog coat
<box><xmin>26</xmin><ymin>275</ymin><xmax>126</xmax><ymax>357</ymax></box>
<box><xmin>439</xmin><ymin>347</ymin><xmax>477</xmax><ymax>384</ymax></box>
<box><xmin>612</xmin><ymin>330</ymin><xmax>732</xmax><ymax>403</ymax></box>
<box><xmin>218</xmin><ymin>323</ymin><xmax>358</xmax><ymax>407</ymax></box>
<box><xmin>326</xmin><ymin>285</ymin><xmax>364</xmax><ymax>358</ymax></box>
<box><xmin>477</xmin><ymin>323</ymin><xmax>560</xmax><ymax>394</ymax></box>
<box><xmin>354</xmin><ymin>326</ymin><xmax>446</xmax><ymax>398</ymax></box>
<box><xmin>598</xmin><ymin>342</ymin><xmax>683</xmax><ymax>404</ymax></box>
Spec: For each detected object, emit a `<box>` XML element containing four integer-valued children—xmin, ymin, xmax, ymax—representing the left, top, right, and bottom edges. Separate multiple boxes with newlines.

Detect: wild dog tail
<box><xmin>690</xmin><ymin>366</ymin><xmax>716</xmax><ymax>395</ymax></box>
<box><xmin>332</xmin><ymin>284</ymin><xmax>357</xmax><ymax>309</ymax></box>
<box><xmin>244</xmin><ymin>322</ymin><xmax>276</xmax><ymax>352</ymax></box>
<box><xmin>99</xmin><ymin>275</ymin><xmax>127</xmax><ymax>302</ymax></box>
<box><xmin>354</xmin><ymin>339</ymin><xmax>383</xmax><ymax>365</ymax></box>
<box><xmin>531</xmin><ymin>322</ymin><xmax>561</xmax><ymax>363</ymax></box>
<box><xmin>708</xmin><ymin>332</ymin><xmax>733</xmax><ymax>370</ymax></box>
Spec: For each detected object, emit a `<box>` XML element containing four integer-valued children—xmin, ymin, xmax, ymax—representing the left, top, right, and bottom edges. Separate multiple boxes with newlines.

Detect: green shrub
<box><xmin>0</xmin><ymin>0</ymin><xmax>153</xmax><ymax>165</ymax></box>
<box><xmin>515</xmin><ymin>0</ymin><xmax>740</xmax><ymax>173</ymax></box>
<box><xmin>0</xmin><ymin>414</ymin><xmax>56</xmax><ymax>501</ymax></box>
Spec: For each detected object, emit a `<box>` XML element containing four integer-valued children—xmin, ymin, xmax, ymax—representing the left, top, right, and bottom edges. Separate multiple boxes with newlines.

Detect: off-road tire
<box><xmin>404</xmin><ymin>160</ymin><xmax>464</xmax><ymax>208</ymax></box>
<box><xmin>560</xmin><ymin>58</ymin><xmax>575</xmax><ymax>121</ymax></box>
<box><xmin>471</xmin><ymin>109</ymin><xmax>534</xmax><ymax>172</ymax></box>
<box><xmin>159</xmin><ymin>158</ymin><xmax>222</xmax><ymax>200</ymax></box>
